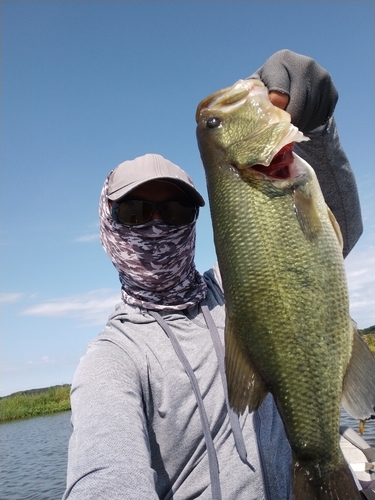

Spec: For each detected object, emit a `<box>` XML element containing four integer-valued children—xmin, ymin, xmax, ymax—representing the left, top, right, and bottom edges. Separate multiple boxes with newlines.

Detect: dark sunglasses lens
<box><xmin>161</xmin><ymin>201</ymin><xmax>197</xmax><ymax>225</ymax></box>
<box><xmin>116</xmin><ymin>201</ymin><xmax>153</xmax><ymax>225</ymax></box>
<box><xmin>114</xmin><ymin>200</ymin><xmax>197</xmax><ymax>226</ymax></box>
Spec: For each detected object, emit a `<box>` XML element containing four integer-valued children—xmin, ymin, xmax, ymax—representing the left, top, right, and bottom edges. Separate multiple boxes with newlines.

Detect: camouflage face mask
<box><xmin>99</xmin><ymin>176</ymin><xmax>207</xmax><ymax>311</ymax></box>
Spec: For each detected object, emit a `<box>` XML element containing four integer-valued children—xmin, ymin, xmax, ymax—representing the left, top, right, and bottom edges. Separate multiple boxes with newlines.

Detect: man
<box><xmin>63</xmin><ymin>50</ymin><xmax>365</xmax><ymax>500</ymax></box>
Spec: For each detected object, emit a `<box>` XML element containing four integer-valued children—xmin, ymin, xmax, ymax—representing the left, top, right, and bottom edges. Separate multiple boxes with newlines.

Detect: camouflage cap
<box><xmin>107</xmin><ymin>153</ymin><xmax>205</xmax><ymax>206</ymax></box>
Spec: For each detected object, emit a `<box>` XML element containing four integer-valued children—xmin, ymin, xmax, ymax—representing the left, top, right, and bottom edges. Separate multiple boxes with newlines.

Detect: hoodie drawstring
<box><xmin>201</xmin><ymin>304</ymin><xmax>254</xmax><ymax>471</ymax></box>
<box><xmin>149</xmin><ymin>310</ymin><xmax>222</xmax><ymax>500</ymax></box>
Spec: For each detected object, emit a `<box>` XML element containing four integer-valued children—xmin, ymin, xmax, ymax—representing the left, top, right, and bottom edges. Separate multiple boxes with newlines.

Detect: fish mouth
<box><xmin>234</xmin><ymin>143</ymin><xmax>303</xmax><ymax>182</ymax></box>
<box><xmin>250</xmin><ymin>143</ymin><xmax>296</xmax><ymax>180</ymax></box>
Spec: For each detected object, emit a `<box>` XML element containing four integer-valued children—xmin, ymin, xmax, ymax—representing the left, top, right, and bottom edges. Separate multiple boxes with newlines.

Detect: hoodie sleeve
<box><xmin>294</xmin><ymin>117</ymin><xmax>363</xmax><ymax>258</ymax></box>
<box><xmin>62</xmin><ymin>336</ymin><xmax>158</xmax><ymax>500</ymax></box>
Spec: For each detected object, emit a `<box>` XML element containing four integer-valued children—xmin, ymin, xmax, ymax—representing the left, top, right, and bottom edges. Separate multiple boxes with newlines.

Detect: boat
<box><xmin>340</xmin><ymin>425</ymin><xmax>375</xmax><ymax>496</ymax></box>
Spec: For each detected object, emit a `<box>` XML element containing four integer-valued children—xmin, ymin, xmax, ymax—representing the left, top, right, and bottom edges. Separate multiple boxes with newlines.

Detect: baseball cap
<box><xmin>107</xmin><ymin>154</ymin><xmax>205</xmax><ymax>207</ymax></box>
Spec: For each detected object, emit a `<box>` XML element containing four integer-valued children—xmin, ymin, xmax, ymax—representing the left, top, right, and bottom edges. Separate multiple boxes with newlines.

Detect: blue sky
<box><xmin>1</xmin><ymin>1</ymin><xmax>374</xmax><ymax>397</ymax></box>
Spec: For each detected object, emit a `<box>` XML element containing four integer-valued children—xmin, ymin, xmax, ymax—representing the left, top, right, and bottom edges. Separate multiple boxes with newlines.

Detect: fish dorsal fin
<box><xmin>341</xmin><ymin>321</ymin><xmax>375</xmax><ymax>419</ymax></box>
<box><xmin>225</xmin><ymin>314</ymin><xmax>268</xmax><ymax>414</ymax></box>
<box><xmin>293</xmin><ymin>188</ymin><xmax>322</xmax><ymax>242</ymax></box>
<box><xmin>327</xmin><ymin>204</ymin><xmax>344</xmax><ymax>251</ymax></box>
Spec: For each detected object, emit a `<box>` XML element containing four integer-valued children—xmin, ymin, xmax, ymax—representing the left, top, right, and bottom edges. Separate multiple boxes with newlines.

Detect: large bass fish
<box><xmin>196</xmin><ymin>79</ymin><xmax>375</xmax><ymax>500</ymax></box>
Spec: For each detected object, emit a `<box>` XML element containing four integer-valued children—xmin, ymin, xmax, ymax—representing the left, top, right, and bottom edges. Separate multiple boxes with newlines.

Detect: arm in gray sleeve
<box><xmin>62</xmin><ymin>337</ymin><xmax>158</xmax><ymax>500</ymax></box>
<box><xmin>294</xmin><ymin>118</ymin><xmax>363</xmax><ymax>257</ymax></box>
<box><xmin>248</xmin><ymin>49</ymin><xmax>363</xmax><ymax>256</ymax></box>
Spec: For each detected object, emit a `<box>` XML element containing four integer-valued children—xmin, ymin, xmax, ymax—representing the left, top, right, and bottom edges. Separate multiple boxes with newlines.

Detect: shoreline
<box><xmin>0</xmin><ymin>384</ymin><xmax>71</xmax><ymax>423</ymax></box>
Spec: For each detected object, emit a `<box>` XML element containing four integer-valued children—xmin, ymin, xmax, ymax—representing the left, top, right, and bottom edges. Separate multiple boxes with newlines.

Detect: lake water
<box><xmin>0</xmin><ymin>409</ymin><xmax>374</xmax><ymax>499</ymax></box>
<box><xmin>0</xmin><ymin>411</ymin><xmax>72</xmax><ymax>500</ymax></box>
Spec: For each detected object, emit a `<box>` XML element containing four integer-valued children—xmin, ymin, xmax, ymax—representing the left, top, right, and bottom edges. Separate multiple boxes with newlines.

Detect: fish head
<box><xmin>196</xmin><ymin>80</ymin><xmax>339</xmax><ymax>246</ymax></box>
<box><xmin>196</xmin><ymin>79</ymin><xmax>308</xmax><ymax>178</ymax></box>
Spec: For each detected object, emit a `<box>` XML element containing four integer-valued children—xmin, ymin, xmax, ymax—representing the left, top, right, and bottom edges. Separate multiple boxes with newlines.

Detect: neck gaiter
<box><xmin>99</xmin><ymin>176</ymin><xmax>207</xmax><ymax>310</ymax></box>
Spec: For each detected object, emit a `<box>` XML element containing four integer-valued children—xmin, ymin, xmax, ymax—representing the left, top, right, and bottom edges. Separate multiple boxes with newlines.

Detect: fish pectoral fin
<box><xmin>225</xmin><ymin>315</ymin><xmax>268</xmax><ymax>415</ymax></box>
<box><xmin>341</xmin><ymin>321</ymin><xmax>375</xmax><ymax>419</ymax></box>
<box><xmin>327</xmin><ymin>204</ymin><xmax>344</xmax><ymax>251</ymax></box>
<box><xmin>293</xmin><ymin>188</ymin><xmax>322</xmax><ymax>242</ymax></box>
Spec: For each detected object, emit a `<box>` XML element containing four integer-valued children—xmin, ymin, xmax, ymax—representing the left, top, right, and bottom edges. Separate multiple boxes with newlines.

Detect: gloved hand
<box><xmin>248</xmin><ymin>49</ymin><xmax>338</xmax><ymax>133</ymax></box>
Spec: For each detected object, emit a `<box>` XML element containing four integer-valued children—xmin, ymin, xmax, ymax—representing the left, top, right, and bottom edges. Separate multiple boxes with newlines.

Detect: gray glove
<box><xmin>248</xmin><ymin>49</ymin><xmax>338</xmax><ymax>133</ymax></box>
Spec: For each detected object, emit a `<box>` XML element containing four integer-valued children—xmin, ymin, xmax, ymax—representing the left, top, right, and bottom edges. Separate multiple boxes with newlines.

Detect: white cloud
<box><xmin>26</xmin><ymin>356</ymin><xmax>54</xmax><ymax>365</ymax></box>
<box><xmin>75</xmin><ymin>222</ymin><xmax>100</xmax><ymax>243</ymax></box>
<box><xmin>21</xmin><ymin>289</ymin><xmax>120</xmax><ymax>325</ymax></box>
<box><xmin>75</xmin><ymin>233</ymin><xmax>100</xmax><ymax>243</ymax></box>
<box><xmin>3</xmin><ymin>356</ymin><xmax>55</xmax><ymax>373</ymax></box>
<box><xmin>345</xmin><ymin>246</ymin><xmax>375</xmax><ymax>328</ymax></box>
<box><xmin>0</xmin><ymin>292</ymin><xmax>23</xmax><ymax>303</ymax></box>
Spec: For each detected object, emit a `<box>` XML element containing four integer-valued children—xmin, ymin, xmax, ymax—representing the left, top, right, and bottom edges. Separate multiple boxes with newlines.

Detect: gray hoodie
<box><xmin>63</xmin><ymin>267</ymin><xmax>292</xmax><ymax>500</ymax></box>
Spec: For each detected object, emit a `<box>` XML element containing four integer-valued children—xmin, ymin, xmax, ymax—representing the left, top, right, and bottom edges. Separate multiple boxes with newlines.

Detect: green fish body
<box><xmin>196</xmin><ymin>79</ymin><xmax>375</xmax><ymax>500</ymax></box>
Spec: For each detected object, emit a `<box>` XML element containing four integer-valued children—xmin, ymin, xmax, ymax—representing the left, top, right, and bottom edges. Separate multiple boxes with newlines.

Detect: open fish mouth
<box><xmin>234</xmin><ymin>145</ymin><xmax>312</xmax><ymax>190</ymax></box>
<box><xmin>248</xmin><ymin>143</ymin><xmax>296</xmax><ymax>180</ymax></box>
<box><xmin>231</xmin><ymin>142</ymin><xmax>304</xmax><ymax>183</ymax></box>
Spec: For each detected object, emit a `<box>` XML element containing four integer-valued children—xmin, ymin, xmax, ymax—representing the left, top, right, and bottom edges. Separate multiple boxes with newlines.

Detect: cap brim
<box><xmin>108</xmin><ymin>176</ymin><xmax>205</xmax><ymax>207</ymax></box>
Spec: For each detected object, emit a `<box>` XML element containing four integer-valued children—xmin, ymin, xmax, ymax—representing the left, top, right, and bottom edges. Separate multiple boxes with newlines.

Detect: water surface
<box><xmin>1</xmin><ymin>411</ymin><xmax>71</xmax><ymax>500</ymax></box>
<box><xmin>0</xmin><ymin>408</ymin><xmax>374</xmax><ymax>499</ymax></box>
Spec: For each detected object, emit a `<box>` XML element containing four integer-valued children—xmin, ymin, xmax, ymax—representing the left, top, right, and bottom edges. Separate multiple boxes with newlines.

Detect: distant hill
<box><xmin>358</xmin><ymin>325</ymin><xmax>375</xmax><ymax>335</ymax></box>
<box><xmin>0</xmin><ymin>383</ymin><xmax>71</xmax><ymax>400</ymax></box>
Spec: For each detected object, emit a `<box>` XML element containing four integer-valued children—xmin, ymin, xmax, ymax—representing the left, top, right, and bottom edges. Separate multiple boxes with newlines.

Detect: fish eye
<box><xmin>206</xmin><ymin>117</ymin><xmax>222</xmax><ymax>129</ymax></box>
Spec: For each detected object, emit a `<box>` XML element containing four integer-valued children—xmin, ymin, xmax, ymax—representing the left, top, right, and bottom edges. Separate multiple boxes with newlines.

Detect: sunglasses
<box><xmin>112</xmin><ymin>199</ymin><xmax>199</xmax><ymax>226</ymax></box>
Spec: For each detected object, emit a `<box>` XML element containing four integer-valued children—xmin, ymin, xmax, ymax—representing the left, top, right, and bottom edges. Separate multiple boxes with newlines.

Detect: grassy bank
<box><xmin>0</xmin><ymin>384</ymin><xmax>71</xmax><ymax>423</ymax></box>
<box><xmin>363</xmin><ymin>334</ymin><xmax>375</xmax><ymax>354</ymax></box>
<box><xmin>360</xmin><ymin>326</ymin><xmax>375</xmax><ymax>354</ymax></box>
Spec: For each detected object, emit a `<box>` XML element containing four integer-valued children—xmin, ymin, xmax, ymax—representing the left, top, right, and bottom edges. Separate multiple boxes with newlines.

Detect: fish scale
<box><xmin>196</xmin><ymin>79</ymin><xmax>375</xmax><ymax>499</ymax></box>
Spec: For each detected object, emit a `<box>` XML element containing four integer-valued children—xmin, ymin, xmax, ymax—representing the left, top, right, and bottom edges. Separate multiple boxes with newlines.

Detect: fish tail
<box><xmin>292</xmin><ymin>459</ymin><xmax>362</xmax><ymax>500</ymax></box>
